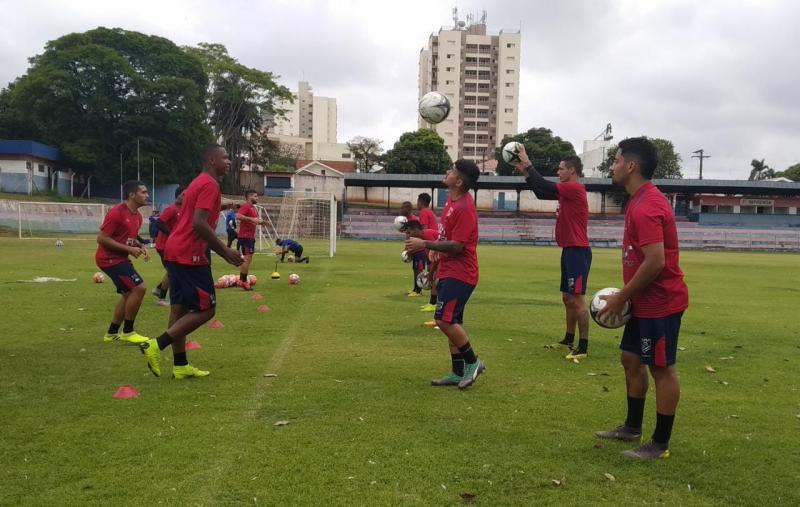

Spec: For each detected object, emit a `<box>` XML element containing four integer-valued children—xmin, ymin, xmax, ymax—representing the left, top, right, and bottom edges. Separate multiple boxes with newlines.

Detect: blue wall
<box><xmin>698</xmin><ymin>212</ymin><xmax>800</xmax><ymax>228</ymax></box>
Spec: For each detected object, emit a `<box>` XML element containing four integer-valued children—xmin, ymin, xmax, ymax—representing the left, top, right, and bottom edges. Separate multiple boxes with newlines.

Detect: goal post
<box><xmin>17</xmin><ymin>201</ymin><xmax>110</xmax><ymax>239</ymax></box>
<box><xmin>274</xmin><ymin>191</ymin><xmax>338</xmax><ymax>258</ymax></box>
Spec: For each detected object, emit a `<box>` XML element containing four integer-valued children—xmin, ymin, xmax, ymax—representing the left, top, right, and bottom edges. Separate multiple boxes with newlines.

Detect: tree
<box><xmin>0</xmin><ymin>27</ymin><xmax>212</xmax><ymax>185</ymax></box>
<box><xmin>382</xmin><ymin>129</ymin><xmax>452</xmax><ymax>174</ymax></box>
<box><xmin>184</xmin><ymin>43</ymin><xmax>292</xmax><ymax>192</ymax></box>
<box><xmin>494</xmin><ymin>127</ymin><xmax>576</xmax><ymax>176</ymax></box>
<box><xmin>346</xmin><ymin>136</ymin><xmax>383</xmax><ymax>172</ymax></box>
<box><xmin>245</xmin><ymin>131</ymin><xmax>304</xmax><ymax>171</ymax></box>
<box><xmin>748</xmin><ymin>159</ymin><xmax>775</xmax><ymax>181</ymax></box>
<box><xmin>597</xmin><ymin>137</ymin><xmax>683</xmax><ymax>179</ymax></box>
<box><xmin>775</xmin><ymin>163</ymin><xmax>800</xmax><ymax>181</ymax></box>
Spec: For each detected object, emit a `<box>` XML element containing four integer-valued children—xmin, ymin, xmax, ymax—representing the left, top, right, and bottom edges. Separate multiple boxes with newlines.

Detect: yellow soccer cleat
<box><xmin>139</xmin><ymin>339</ymin><xmax>161</xmax><ymax>377</ymax></box>
<box><xmin>103</xmin><ymin>333</ymin><xmax>120</xmax><ymax>343</ymax></box>
<box><xmin>419</xmin><ymin>303</ymin><xmax>436</xmax><ymax>312</ymax></box>
<box><xmin>120</xmin><ymin>331</ymin><xmax>150</xmax><ymax>345</ymax></box>
<box><xmin>407</xmin><ymin>291</ymin><xmax>422</xmax><ymax>297</ymax></box>
<box><xmin>173</xmin><ymin>364</ymin><xmax>211</xmax><ymax>380</ymax></box>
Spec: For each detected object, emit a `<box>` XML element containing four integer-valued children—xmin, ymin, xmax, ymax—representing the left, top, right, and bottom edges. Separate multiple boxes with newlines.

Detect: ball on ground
<box><xmin>288</xmin><ymin>273</ymin><xmax>300</xmax><ymax>285</ymax></box>
<box><xmin>93</xmin><ymin>272</ymin><xmax>105</xmax><ymax>283</ymax></box>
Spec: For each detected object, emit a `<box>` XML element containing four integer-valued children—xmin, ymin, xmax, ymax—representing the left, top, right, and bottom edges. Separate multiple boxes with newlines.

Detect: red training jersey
<box><xmin>165</xmin><ymin>172</ymin><xmax>221</xmax><ymax>266</ymax></box>
<box><xmin>95</xmin><ymin>203</ymin><xmax>143</xmax><ymax>268</ymax></box>
<box><xmin>622</xmin><ymin>182</ymin><xmax>689</xmax><ymax>318</ymax></box>
<box><xmin>155</xmin><ymin>203</ymin><xmax>181</xmax><ymax>252</ymax></box>
<box><xmin>436</xmin><ymin>193</ymin><xmax>479</xmax><ymax>286</ymax></box>
<box><xmin>555</xmin><ymin>181</ymin><xmax>589</xmax><ymax>248</ymax></box>
<box><xmin>418</xmin><ymin>207</ymin><xmax>438</xmax><ymax>231</ymax></box>
<box><xmin>238</xmin><ymin>203</ymin><xmax>258</xmax><ymax>239</ymax></box>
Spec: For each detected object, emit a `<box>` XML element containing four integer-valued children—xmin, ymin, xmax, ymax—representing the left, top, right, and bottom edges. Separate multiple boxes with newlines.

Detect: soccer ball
<box><xmin>55</xmin><ymin>240</ymin><xmax>64</xmax><ymax>248</ymax></box>
<box><xmin>288</xmin><ymin>273</ymin><xmax>300</xmax><ymax>285</ymax></box>
<box><xmin>590</xmin><ymin>287</ymin><xmax>631</xmax><ymax>329</ymax></box>
<box><xmin>418</xmin><ymin>91</ymin><xmax>451</xmax><ymax>124</ymax></box>
<box><xmin>401</xmin><ymin>250</ymin><xmax>411</xmax><ymax>263</ymax></box>
<box><xmin>247</xmin><ymin>274</ymin><xmax>257</xmax><ymax>286</ymax></box>
<box><xmin>416</xmin><ymin>270</ymin><xmax>432</xmax><ymax>290</ymax></box>
<box><xmin>286</xmin><ymin>254</ymin><xmax>296</xmax><ymax>263</ymax></box>
<box><xmin>93</xmin><ymin>272</ymin><xmax>105</xmax><ymax>284</ymax></box>
<box><xmin>394</xmin><ymin>215</ymin><xmax>408</xmax><ymax>231</ymax></box>
<box><xmin>501</xmin><ymin>141</ymin><xmax>523</xmax><ymax>164</ymax></box>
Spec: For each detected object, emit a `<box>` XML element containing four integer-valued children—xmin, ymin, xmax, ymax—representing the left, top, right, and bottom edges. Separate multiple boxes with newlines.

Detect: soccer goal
<box><xmin>17</xmin><ymin>201</ymin><xmax>110</xmax><ymax>239</ymax></box>
<box><xmin>255</xmin><ymin>204</ymin><xmax>279</xmax><ymax>254</ymax></box>
<box><xmin>273</xmin><ymin>191</ymin><xmax>338</xmax><ymax>258</ymax></box>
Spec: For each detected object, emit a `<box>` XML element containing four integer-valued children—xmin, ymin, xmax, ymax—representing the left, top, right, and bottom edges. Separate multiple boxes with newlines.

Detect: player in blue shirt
<box><xmin>225</xmin><ymin>205</ymin><xmax>239</xmax><ymax>248</ymax></box>
<box><xmin>275</xmin><ymin>238</ymin><xmax>309</xmax><ymax>263</ymax></box>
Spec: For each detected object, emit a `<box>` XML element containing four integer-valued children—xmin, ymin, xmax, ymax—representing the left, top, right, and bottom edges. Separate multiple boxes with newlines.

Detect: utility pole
<box><xmin>691</xmin><ymin>149</ymin><xmax>710</xmax><ymax>180</ymax></box>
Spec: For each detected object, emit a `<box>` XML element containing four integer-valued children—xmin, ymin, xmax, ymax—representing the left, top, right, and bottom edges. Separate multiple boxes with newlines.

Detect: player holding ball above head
<box><xmin>405</xmin><ymin>160</ymin><xmax>484</xmax><ymax>389</ymax></box>
<box><xmin>275</xmin><ymin>238</ymin><xmax>309</xmax><ymax>263</ymax></box>
<box><xmin>513</xmin><ymin>145</ymin><xmax>592</xmax><ymax>359</ymax></box>
<box><xmin>236</xmin><ymin>190</ymin><xmax>264</xmax><ymax>291</ymax></box>
<box><xmin>594</xmin><ymin>137</ymin><xmax>689</xmax><ymax>460</ymax></box>
<box><xmin>139</xmin><ymin>145</ymin><xmax>244</xmax><ymax>380</ymax></box>
<box><xmin>95</xmin><ymin>180</ymin><xmax>152</xmax><ymax>344</ymax></box>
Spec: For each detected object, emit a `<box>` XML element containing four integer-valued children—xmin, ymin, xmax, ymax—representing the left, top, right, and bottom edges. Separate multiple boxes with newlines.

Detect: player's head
<box><xmin>400</xmin><ymin>201</ymin><xmax>413</xmax><ymax>216</ymax></box>
<box><xmin>202</xmin><ymin>144</ymin><xmax>230</xmax><ymax>177</ymax></box>
<box><xmin>174</xmin><ymin>186</ymin><xmax>183</xmax><ymax>199</ymax></box>
<box><xmin>446</xmin><ymin>159</ymin><xmax>480</xmax><ymax>192</ymax></box>
<box><xmin>275</xmin><ymin>238</ymin><xmax>283</xmax><ymax>246</ymax></box>
<box><xmin>612</xmin><ymin>137</ymin><xmax>658</xmax><ymax>185</ymax></box>
<box><xmin>417</xmin><ymin>192</ymin><xmax>432</xmax><ymax>209</ymax></box>
<box><xmin>244</xmin><ymin>189</ymin><xmax>258</xmax><ymax>204</ymax></box>
<box><xmin>123</xmin><ymin>180</ymin><xmax>148</xmax><ymax>207</ymax></box>
<box><xmin>401</xmin><ymin>219</ymin><xmax>423</xmax><ymax>238</ymax></box>
<box><xmin>558</xmin><ymin>156</ymin><xmax>583</xmax><ymax>182</ymax></box>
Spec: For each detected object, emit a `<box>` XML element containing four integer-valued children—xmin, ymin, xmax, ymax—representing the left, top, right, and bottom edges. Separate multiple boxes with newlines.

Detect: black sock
<box><xmin>123</xmin><ymin>319</ymin><xmax>134</xmax><ymax>334</ymax></box>
<box><xmin>156</xmin><ymin>332</ymin><xmax>173</xmax><ymax>351</ymax></box>
<box><xmin>625</xmin><ymin>396</ymin><xmax>646</xmax><ymax>430</ymax></box>
<box><xmin>174</xmin><ymin>352</ymin><xmax>188</xmax><ymax>366</ymax></box>
<box><xmin>458</xmin><ymin>342</ymin><xmax>478</xmax><ymax>364</ymax></box>
<box><xmin>240</xmin><ymin>273</ymin><xmax>248</xmax><ymax>282</ymax></box>
<box><xmin>158</xmin><ymin>287</ymin><xmax>168</xmax><ymax>299</ymax></box>
<box><xmin>429</xmin><ymin>294</ymin><xmax>437</xmax><ymax>305</ymax></box>
<box><xmin>576</xmin><ymin>338</ymin><xmax>589</xmax><ymax>353</ymax></box>
<box><xmin>652</xmin><ymin>412</ymin><xmax>675</xmax><ymax>445</ymax></box>
<box><xmin>108</xmin><ymin>322</ymin><xmax>121</xmax><ymax>335</ymax></box>
<box><xmin>451</xmin><ymin>353</ymin><xmax>465</xmax><ymax>376</ymax></box>
<box><xmin>563</xmin><ymin>332</ymin><xmax>575</xmax><ymax>344</ymax></box>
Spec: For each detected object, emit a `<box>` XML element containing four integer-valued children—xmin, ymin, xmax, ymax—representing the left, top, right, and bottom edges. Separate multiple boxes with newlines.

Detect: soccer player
<box><xmin>405</xmin><ymin>159</ymin><xmax>485</xmax><ymax>389</ymax></box>
<box><xmin>236</xmin><ymin>190</ymin><xmax>264</xmax><ymax>291</ymax></box>
<box><xmin>416</xmin><ymin>192</ymin><xmax>439</xmax><ymax>311</ymax></box>
<box><xmin>401</xmin><ymin>200</ymin><xmax>426</xmax><ymax>297</ymax></box>
<box><xmin>95</xmin><ymin>180</ymin><xmax>151</xmax><ymax>344</ymax></box>
<box><xmin>514</xmin><ymin>147</ymin><xmax>592</xmax><ymax>359</ymax></box>
<box><xmin>275</xmin><ymin>238</ymin><xmax>309</xmax><ymax>263</ymax></box>
<box><xmin>225</xmin><ymin>204</ymin><xmax>239</xmax><ymax>248</ymax></box>
<box><xmin>139</xmin><ymin>145</ymin><xmax>244</xmax><ymax>379</ymax></box>
<box><xmin>151</xmin><ymin>188</ymin><xmax>183</xmax><ymax>306</ymax></box>
<box><xmin>402</xmin><ymin>219</ymin><xmax>440</xmax><ymax>317</ymax></box>
<box><xmin>594</xmin><ymin>137</ymin><xmax>689</xmax><ymax>460</ymax></box>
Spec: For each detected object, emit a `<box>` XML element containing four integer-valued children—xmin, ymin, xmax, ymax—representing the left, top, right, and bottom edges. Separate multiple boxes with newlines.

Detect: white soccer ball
<box><xmin>394</xmin><ymin>215</ymin><xmax>408</xmax><ymax>231</ymax></box>
<box><xmin>401</xmin><ymin>250</ymin><xmax>411</xmax><ymax>263</ymax></box>
<box><xmin>418</xmin><ymin>91</ymin><xmax>451</xmax><ymax>124</ymax></box>
<box><xmin>590</xmin><ymin>287</ymin><xmax>632</xmax><ymax>329</ymax></box>
<box><xmin>55</xmin><ymin>240</ymin><xmax>64</xmax><ymax>248</ymax></box>
<box><xmin>288</xmin><ymin>273</ymin><xmax>300</xmax><ymax>285</ymax></box>
<box><xmin>416</xmin><ymin>270</ymin><xmax>432</xmax><ymax>290</ymax></box>
<box><xmin>501</xmin><ymin>141</ymin><xmax>523</xmax><ymax>164</ymax></box>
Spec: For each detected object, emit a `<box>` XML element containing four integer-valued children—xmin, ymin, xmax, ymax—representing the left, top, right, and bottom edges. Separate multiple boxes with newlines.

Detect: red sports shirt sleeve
<box><xmin>195</xmin><ymin>181</ymin><xmax>220</xmax><ymax>211</ymax></box>
<box><xmin>556</xmin><ymin>181</ymin><xmax>581</xmax><ymax>201</ymax></box>
<box><xmin>99</xmin><ymin>208</ymin><xmax>121</xmax><ymax>236</ymax></box>
<box><xmin>160</xmin><ymin>205</ymin><xmax>177</xmax><ymax>223</ymax></box>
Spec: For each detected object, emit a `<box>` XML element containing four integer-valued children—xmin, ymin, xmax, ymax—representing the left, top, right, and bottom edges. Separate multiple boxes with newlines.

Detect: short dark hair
<box><xmin>618</xmin><ymin>137</ymin><xmax>658</xmax><ymax>179</ymax></box>
<box><xmin>417</xmin><ymin>193</ymin><xmax>432</xmax><ymax>207</ymax></box>
<box><xmin>402</xmin><ymin>220</ymin><xmax>422</xmax><ymax>231</ymax></box>
<box><xmin>562</xmin><ymin>156</ymin><xmax>583</xmax><ymax>176</ymax></box>
<box><xmin>123</xmin><ymin>180</ymin><xmax>145</xmax><ymax>199</ymax></box>
<box><xmin>454</xmin><ymin>159</ymin><xmax>480</xmax><ymax>190</ymax></box>
<box><xmin>275</xmin><ymin>238</ymin><xmax>283</xmax><ymax>245</ymax></box>
<box><xmin>401</xmin><ymin>201</ymin><xmax>413</xmax><ymax>210</ymax></box>
<box><xmin>202</xmin><ymin>144</ymin><xmax>225</xmax><ymax>163</ymax></box>
<box><xmin>245</xmin><ymin>189</ymin><xmax>258</xmax><ymax>198</ymax></box>
<box><xmin>174</xmin><ymin>186</ymin><xmax>183</xmax><ymax>199</ymax></box>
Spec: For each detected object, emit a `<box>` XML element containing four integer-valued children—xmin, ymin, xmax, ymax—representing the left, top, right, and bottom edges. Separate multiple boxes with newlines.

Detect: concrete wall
<box><xmin>697</xmin><ymin>213</ymin><xmax>800</xmax><ymax>228</ymax></box>
<box><xmin>294</xmin><ymin>174</ymin><xmax>344</xmax><ymax>196</ymax></box>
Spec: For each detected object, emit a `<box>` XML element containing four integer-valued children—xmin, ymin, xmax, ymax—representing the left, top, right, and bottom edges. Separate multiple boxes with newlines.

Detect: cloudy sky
<box><xmin>1</xmin><ymin>0</ymin><xmax>798</xmax><ymax>179</ymax></box>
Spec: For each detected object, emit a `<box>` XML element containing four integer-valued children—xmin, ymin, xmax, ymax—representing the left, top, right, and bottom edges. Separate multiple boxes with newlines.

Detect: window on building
<box><xmin>717</xmin><ymin>205</ymin><xmax>733</xmax><ymax>213</ymax></box>
<box><xmin>507</xmin><ymin>56</ymin><xmax>515</xmax><ymax>61</ymax></box>
<box><xmin>505</xmin><ymin>82</ymin><xmax>513</xmax><ymax>87</ymax></box>
<box><xmin>504</xmin><ymin>108</ymin><xmax>514</xmax><ymax>113</ymax></box>
<box><xmin>774</xmin><ymin>207</ymin><xmax>789</xmax><ymax>215</ymax></box>
<box><xmin>38</xmin><ymin>164</ymin><xmax>45</xmax><ymax>173</ymax></box>
<box><xmin>342</xmin><ymin>153</ymin><xmax>351</xmax><ymax>159</ymax></box>
<box><xmin>26</xmin><ymin>161</ymin><xmax>32</xmax><ymax>170</ymax></box>
<box><xmin>446</xmin><ymin>54</ymin><xmax>453</xmax><ymax>59</ymax></box>
<box><xmin>446</xmin><ymin>67</ymin><xmax>453</xmax><ymax>72</ymax></box>
<box><xmin>507</xmin><ymin>43</ymin><xmax>516</xmax><ymax>48</ymax></box>
<box><xmin>505</xmin><ymin>95</ymin><xmax>514</xmax><ymax>100</ymax></box>
<box><xmin>506</xmin><ymin>69</ymin><xmax>514</xmax><ymax>74</ymax></box>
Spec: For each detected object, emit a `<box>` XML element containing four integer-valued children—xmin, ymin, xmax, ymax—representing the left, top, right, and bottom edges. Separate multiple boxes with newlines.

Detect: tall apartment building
<box><xmin>418</xmin><ymin>13</ymin><xmax>520</xmax><ymax>167</ymax></box>
<box><xmin>271</xmin><ymin>81</ymin><xmax>341</xmax><ymax>160</ymax></box>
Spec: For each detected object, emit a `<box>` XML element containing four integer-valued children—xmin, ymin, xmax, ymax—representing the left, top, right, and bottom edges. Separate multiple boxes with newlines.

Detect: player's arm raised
<box><xmin>96</xmin><ymin>230</ymin><xmax>143</xmax><ymax>258</ymax></box>
<box><xmin>514</xmin><ymin>145</ymin><xmax>559</xmax><ymax>200</ymax></box>
<box><xmin>599</xmin><ymin>242</ymin><xmax>665</xmax><ymax>318</ymax></box>
<box><xmin>192</xmin><ymin>208</ymin><xmax>243</xmax><ymax>266</ymax></box>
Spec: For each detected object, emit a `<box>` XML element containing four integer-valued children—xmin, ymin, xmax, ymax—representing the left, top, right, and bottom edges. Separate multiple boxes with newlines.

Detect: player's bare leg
<box><xmin>564</xmin><ymin>293</ymin><xmax>589</xmax><ymax>358</ymax></box>
<box><xmin>596</xmin><ymin>351</ymin><xmax>646</xmax><ymax>441</ymax></box>
<box><xmin>238</xmin><ymin>254</ymin><xmax>253</xmax><ymax>290</ymax></box>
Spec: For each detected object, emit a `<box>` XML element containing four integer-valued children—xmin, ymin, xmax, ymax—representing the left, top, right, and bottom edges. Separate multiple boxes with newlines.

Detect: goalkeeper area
<box><xmin>0</xmin><ymin>238</ymin><xmax>797</xmax><ymax>504</ymax></box>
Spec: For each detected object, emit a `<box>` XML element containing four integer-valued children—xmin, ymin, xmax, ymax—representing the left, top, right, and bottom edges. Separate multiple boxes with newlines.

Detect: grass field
<box><xmin>1</xmin><ymin>238</ymin><xmax>798</xmax><ymax>505</ymax></box>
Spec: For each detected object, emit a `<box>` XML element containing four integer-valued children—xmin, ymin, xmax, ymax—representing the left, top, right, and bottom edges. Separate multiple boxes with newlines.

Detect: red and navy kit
<box><xmin>155</xmin><ymin>203</ymin><xmax>181</xmax><ymax>255</ymax></box>
<box><xmin>555</xmin><ymin>181</ymin><xmax>591</xmax><ymax>295</ymax></box>
<box><xmin>237</xmin><ymin>202</ymin><xmax>258</xmax><ymax>255</ymax></box>
<box><xmin>418</xmin><ymin>207</ymin><xmax>438</xmax><ymax>232</ymax></box>
<box><xmin>434</xmin><ymin>193</ymin><xmax>479</xmax><ymax>324</ymax></box>
<box><xmin>96</xmin><ymin>203</ymin><xmax>145</xmax><ymax>294</ymax></box>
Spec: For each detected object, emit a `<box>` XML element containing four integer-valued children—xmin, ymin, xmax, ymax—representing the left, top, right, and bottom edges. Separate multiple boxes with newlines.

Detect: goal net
<box><xmin>255</xmin><ymin>204</ymin><xmax>279</xmax><ymax>254</ymax></box>
<box><xmin>273</xmin><ymin>191</ymin><xmax>337</xmax><ymax>258</ymax></box>
<box><xmin>17</xmin><ymin>201</ymin><xmax>111</xmax><ymax>239</ymax></box>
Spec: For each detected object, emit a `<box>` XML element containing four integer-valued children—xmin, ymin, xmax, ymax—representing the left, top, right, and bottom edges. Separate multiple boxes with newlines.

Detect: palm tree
<box><xmin>748</xmin><ymin>159</ymin><xmax>775</xmax><ymax>180</ymax></box>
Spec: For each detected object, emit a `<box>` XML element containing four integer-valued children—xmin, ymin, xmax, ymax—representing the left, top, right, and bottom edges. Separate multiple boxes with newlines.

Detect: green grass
<box><xmin>0</xmin><ymin>239</ymin><xmax>798</xmax><ymax>505</ymax></box>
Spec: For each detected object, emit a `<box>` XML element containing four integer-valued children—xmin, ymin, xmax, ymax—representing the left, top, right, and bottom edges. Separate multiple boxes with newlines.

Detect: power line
<box><xmin>691</xmin><ymin>149</ymin><xmax>711</xmax><ymax>180</ymax></box>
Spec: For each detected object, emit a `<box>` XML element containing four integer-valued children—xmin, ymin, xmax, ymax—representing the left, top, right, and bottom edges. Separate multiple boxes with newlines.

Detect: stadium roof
<box><xmin>0</xmin><ymin>140</ymin><xmax>61</xmax><ymax>162</ymax></box>
<box><xmin>344</xmin><ymin>173</ymin><xmax>800</xmax><ymax>197</ymax></box>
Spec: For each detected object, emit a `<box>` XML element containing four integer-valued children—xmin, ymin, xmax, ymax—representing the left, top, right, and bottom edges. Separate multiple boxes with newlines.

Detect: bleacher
<box><xmin>340</xmin><ymin>208</ymin><xmax>800</xmax><ymax>251</ymax></box>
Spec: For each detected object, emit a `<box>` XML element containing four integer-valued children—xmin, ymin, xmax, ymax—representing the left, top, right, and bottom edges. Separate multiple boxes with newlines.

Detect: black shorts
<box><xmin>164</xmin><ymin>261</ymin><xmax>216</xmax><ymax>312</ymax></box>
<box><xmin>620</xmin><ymin>312</ymin><xmax>684</xmax><ymax>367</ymax></box>
<box><xmin>434</xmin><ymin>278</ymin><xmax>475</xmax><ymax>325</ymax></box>
<box><xmin>412</xmin><ymin>250</ymin><xmax>428</xmax><ymax>272</ymax></box>
<box><xmin>227</xmin><ymin>230</ymin><xmax>238</xmax><ymax>242</ymax></box>
<box><xmin>291</xmin><ymin>246</ymin><xmax>303</xmax><ymax>258</ymax></box>
<box><xmin>101</xmin><ymin>261</ymin><xmax>143</xmax><ymax>294</ymax></box>
<box><xmin>238</xmin><ymin>238</ymin><xmax>256</xmax><ymax>256</ymax></box>
<box><xmin>156</xmin><ymin>249</ymin><xmax>167</xmax><ymax>267</ymax></box>
<box><xmin>560</xmin><ymin>247</ymin><xmax>591</xmax><ymax>295</ymax></box>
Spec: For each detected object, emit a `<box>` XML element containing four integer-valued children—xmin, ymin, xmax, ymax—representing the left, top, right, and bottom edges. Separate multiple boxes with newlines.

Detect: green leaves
<box><xmin>382</xmin><ymin>129</ymin><xmax>452</xmax><ymax>174</ymax></box>
<box><xmin>598</xmin><ymin>137</ymin><xmax>684</xmax><ymax>179</ymax></box>
<box><xmin>494</xmin><ymin>127</ymin><xmax>576</xmax><ymax>176</ymax></box>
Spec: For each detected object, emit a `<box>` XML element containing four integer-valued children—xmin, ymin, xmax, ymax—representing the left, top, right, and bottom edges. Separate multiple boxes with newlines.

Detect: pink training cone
<box><xmin>208</xmin><ymin>319</ymin><xmax>225</xmax><ymax>329</ymax></box>
<box><xmin>257</xmin><ymin>304</ymin><xmax>271</xmax><ymax>313</ymax></box>
<box><xmin>251</xmin><ymin>293</ymin><xmax>264</xmax><ymax>301</ymax></box>
<box><xmin>185</xmin><ymin>340</ymin><xmax>202</xmax><ymax>350</ymax></box>
<box><xmin>113</xmin><ymin>385</ymin><xmax>140</xmax><ymax>399</ymax></box>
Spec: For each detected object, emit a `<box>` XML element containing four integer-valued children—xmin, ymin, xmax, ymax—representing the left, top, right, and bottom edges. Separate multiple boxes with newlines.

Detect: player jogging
<box><xmin>595</xmin><ymin>137</ymin><xmax>689</xmax><ymax>460</ymax></box>
<box><xmin>405</xmin><ymin>160</ymin><xmax>485</xmax><ymax>389</ymax></box>
<box><xmin>236</xmin><ymin>190</ymin><xmax>264</xmax><ymax>291</ymax></box>
<box><xmin>95</xmin><ymin>180</ymin><xmax>151</xmax><ymax>344</ymax></box>
<box><xmin>139</xmin><ymin>145</ymin><xmax>244</xmax><ymax>379</ymax></box>
<box><xmin>151</xmin><ymin>187</ymin><xmax>183</xmax><ymax>306</ymax></box>
<box><xmin>515</xmin><ymin>147</ymin><xmax>592</xmax><ymax>359</ymax></box>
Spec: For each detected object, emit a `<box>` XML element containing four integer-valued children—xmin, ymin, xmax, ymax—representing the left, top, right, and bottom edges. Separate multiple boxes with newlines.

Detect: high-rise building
<box><xmin>270</xmin><ymin>81</ymin><xmax>342</xmax><ymax>160</ymax></box>
<box><xmin>418</xmin><ymin>12</ymin><xmax>520</xmax><ymax>168</ymax></box>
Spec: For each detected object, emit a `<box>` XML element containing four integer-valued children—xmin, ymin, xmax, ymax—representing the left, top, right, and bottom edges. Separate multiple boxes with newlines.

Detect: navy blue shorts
<box><xmin>560</xmin><ymin>247</ymin><xmax>592</xmax><ymax>295</ymax></box>
<box><xmin>237</xmin><ymin>238</ymin><xmax>256</xmax><ymax>256</ymax></box>
<box><xmin>156</xmin><ymin>249</ymin><xmax>167</xmax><ymax>267</ymax></box>
<box><xmin>101</xmin><ymin>261</ymin><xmax>143</xmax><ymax>294</ymax></box>
<box><xmin>620</xmin><ymin>312</ymin><xmax>684</xmax><ymax>367</ymax></box>
<box><xmin>164</xmin><ymin>261</ymin><xmax>216</xmax><ymax>312</ymax></box>
<box><xmin>290</xmin><ymin>246</ymin><xmax>304</xmax><ymax>258</ymax></box>
<box><xmin>434</xmin><ymin>278</ymin><xmax>475</xmax><ymax>325</ymax></box>
<box><xmin>412</xmin><ymin>250</ymin><xmax>428</xmax><ymax>272</ymax></box>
